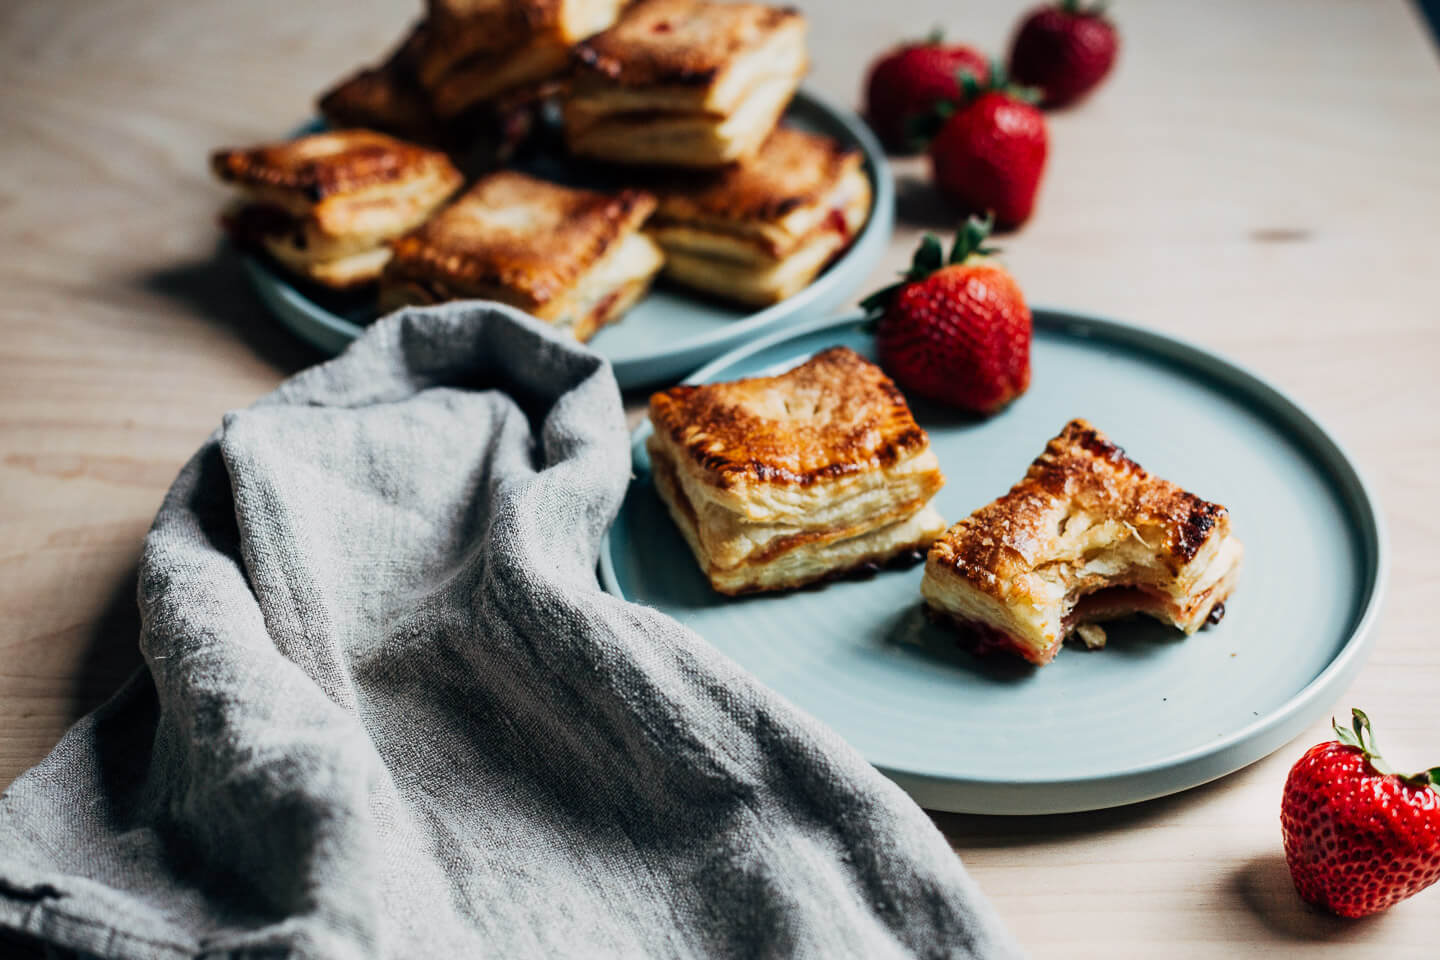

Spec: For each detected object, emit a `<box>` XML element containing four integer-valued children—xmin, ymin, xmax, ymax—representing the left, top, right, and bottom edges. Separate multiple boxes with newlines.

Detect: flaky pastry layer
<box><xmin>563</xmin><ymin>65</ymin><xmax>802</xmax><ymax>167</ymax></box>
<box><xmin>648</xmin><ymin>347</ymin><xmax>936</xmax><ymax>520</ymax></box>
<box><xmin>418</xmin><ymin>0</ymin><xmax>627</xmax><ymax>89</ymax></box>
<box><xmin>570</xmin><ymin>0</ymin><xmax>805</xmax><ymax>107</ymax></box>
<box><xmin>921</xmin><ymin>419</ymin><xmax>1244</xmax><ymax>665</ymax></box>
<box><xmin>652</xmin><ymin>445</ymin><xmax>945</xmax><ymax>594</ymax></box>
<box><xmin>648</xmin><ymin>129</ymin><xmax>867</xmax><ymax>260</ymax></box>
<box><xmin>380</xmin><ymin>171</ymin><xmax>657</xmax><ymax>313</ymax></box>
<box><xmin>317</xmin><ymin>22</ymin><xmax>448</xmax><ymax>145</ymax></box>
<box><xmin>379</xmin><ymin>228</ymin><xmax>662</xmax><ymax>341</ymax></box>
<box><xmin>651</xmin><ymin>167</ymin><xmax>871</xmax><ymax>304</ymax></box>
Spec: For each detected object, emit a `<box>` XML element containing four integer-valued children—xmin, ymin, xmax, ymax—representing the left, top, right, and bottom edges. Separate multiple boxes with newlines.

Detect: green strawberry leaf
<box><xmin>986</xmin><ymin>59</ymin><xmax>1043</xmax><ymax>106</ymax></box>
<box><xmin>903</xmin><ymin>101</ymin><xmax>954</xmax><ymax>152</ymax></box>
<box><xmin>949</xmin><ymin>213</ymin><xmax>999</xmax><ymax>263</ymax></box>
<box><xmin>957</xmin><ymin>68</ymin><xmax>984</xmax><ymax>103</ymax></box>
<box><xmin>1333</xmin><ymin>720</ymin><xmax>1361</xmax><ymax>748</ymax></box>
<box><xmin>909</xmin><ymin>234</ymin><xmax>945</xmax><ymax>279</ymax></box>
<box><xmin>924</xmin><ymin>25</ymin><xmax>945</xmax><ymax>45</ymax></box>
<box><xmin>860</xmin><ymin>222</ymin><xmax>1001</xmax><ymax>317</ymax></box>
<box><xmin>859</xmin><ymin>281</ymin><xmax>905</xmax><ymax>317</ymax></box>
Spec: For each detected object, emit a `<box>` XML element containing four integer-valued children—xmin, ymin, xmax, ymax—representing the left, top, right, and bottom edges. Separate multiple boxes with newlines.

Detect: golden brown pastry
<box><xmin>378</xmin><ymin>170</ymin><xmax>663</xmax><ymax>341</ymax></box>
<box><xmin>418</xmin><ymin>0</ymin><xmax>630</xmax><ymax>119</ymax></box>
<box><xmin>647</xmin><ymin>347</ymin><xmax>947</xmax><ymax>594</ymax></box>
<box><xmin>317</xmin><ymin>22</ymin><xmax>449</xmax><ymax>147</ymax></box>
<box><xmin>564</xmin><ymin>0</ymin><xmax>807</xmax><ymax>167</ymax></box>
<box><xmin>211</xmin><ymin>130</ymin><xmax>464</xmax><ymax>289</ymax></box>
<box><xmin>921</xmin><ymin>419</ymin><xmax>1244</xmax><ymax>666</ymax></box>
<box><xmin>647</xmin><ymin>127</ymin><xmax>870</xmax><ymax>305</ymax></box>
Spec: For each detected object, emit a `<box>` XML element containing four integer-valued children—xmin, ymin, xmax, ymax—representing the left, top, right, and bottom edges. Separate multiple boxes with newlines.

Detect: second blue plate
<box><xmin>600</xmin><ymin>310</ymin><xmax>1386</xmax><ymax>814</ymax></box>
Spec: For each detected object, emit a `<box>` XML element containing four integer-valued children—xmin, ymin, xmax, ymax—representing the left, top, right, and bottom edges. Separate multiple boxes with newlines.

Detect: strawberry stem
<box><xmin>859</xmin><ymin>215</ymin><xmax>999</xmax><ymax>318</ymax></box>
<box><xmin>1333</xmin><ymin>707</ymin><xmax>1439</xmax><ymax>793</ymax></box>
<box><xmin>1060</xmin><ymin>0</ymin><xmax>1110</xmax><ymax>17</ymax></box>
<box><xmin>950</xmin><ymin>212</ymin><xmax>998</xmax><ymax>263</ymax></box>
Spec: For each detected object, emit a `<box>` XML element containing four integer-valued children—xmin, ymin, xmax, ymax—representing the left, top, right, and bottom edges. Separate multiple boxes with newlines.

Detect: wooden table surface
<box><xmin>3</xmin><ymin>0</ymin><xmax>1437</xmax><ymax>955</ymax></box>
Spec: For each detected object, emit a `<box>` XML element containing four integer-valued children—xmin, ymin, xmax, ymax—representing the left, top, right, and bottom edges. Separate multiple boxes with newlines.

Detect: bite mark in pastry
<box><xmin>564</xmin><ymin>0</ymin><xmax>808</xmax><ymax>167</ymax></box>
<box><xmin>211</xmin><ymin>130</ymin><xmax>464</xmax><ymax>290</ymax></box>
<box><xmin>378</xmin><ymin>170</ymin><xmax>663</xmax><ymax>341</ymax></box>
<box><xmin>647</xmin><ymin>127</ymin><xmax>871</xmax><ymax>305</ymax></box>
<box><xmin>647</xmin><ymin>347</ymin><xmax>947</xmax><ymax>594</ymax></box>
<box><xmin>921</xmin><ymin>419</ymin><xmax>1244</xmax><ymax>666</ymax></box>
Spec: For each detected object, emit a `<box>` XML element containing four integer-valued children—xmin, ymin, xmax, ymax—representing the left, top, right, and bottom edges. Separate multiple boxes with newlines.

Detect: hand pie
<box><xmin>564</xmin><ymin>0</ymin><xmax>808</xmax><ymax>167</ymax></box>
<box><xmin>647</xmin><ymin>127</ymin><xmax>871</xmax><ymax>306</ymax></box>
<box><xmin>211</xmin><ymin>130</ymin><xmax>463</xmax><ymax>290</ymax></box>
<box><xmin>647</xmin><ymin>347</ymin><xmax>947</xmax><ymax>595</ymax></box>
<box><xmin>378</xmin><ymin>171</ymin><xmax>663</xmax><ymax>342</ymax></box>
<box><xmin>418</xmin><ymin>0</ymin><xmax>630</xmax><ymax>119</ymax></box>
<box><xmin>317</xmin><ymin>22</ymin><xmax>449</xmax><ymax>147</ymax></box>
<box><xmin>921</xmin><ymin>419</ymin><xmax>1244</xmax><ymax>666</ymax></box>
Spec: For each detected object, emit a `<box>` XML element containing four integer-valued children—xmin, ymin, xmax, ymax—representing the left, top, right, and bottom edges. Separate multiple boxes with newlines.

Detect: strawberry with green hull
<box><xmin>862</xmin><ymin>216</ymin><xmax>1031</xmax><ymax>415</ymax></box>
<box><xmin>927</xmin><ymin>72</ymin><xmax>1048</xmax><ymax>229</ymax></box>
<box><xmin>1008</xmin><ymin>0</ymin><xmax>1119</xmax><ymax>108</ymax></box>
<box><xmin>1281</xmin><ymin>709</ymin><xmax>1440</xmax><ymax>918</ymax></box>
<box><xmin>864</xmin><ymin>31</ymin><xmax>990</xmax><ymax>154</ymax></box>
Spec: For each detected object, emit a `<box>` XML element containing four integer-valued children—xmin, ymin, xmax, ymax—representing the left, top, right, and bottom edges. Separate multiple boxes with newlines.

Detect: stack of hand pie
<box><xmin>212</xmin><ymin>0</ymin><xmax>874</xmax><ymax>340</ymax></box>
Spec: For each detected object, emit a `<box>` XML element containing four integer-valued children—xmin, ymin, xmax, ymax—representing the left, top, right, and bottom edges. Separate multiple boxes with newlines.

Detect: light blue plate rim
<box><xmin>241</xmin><ymin>88</ymin><xmax>895</xmax><ymax>388</ymax></box>
<box><xmin>599</xmin><ymin>308</ymin><xmax>1389</xmax><ymax>813</ymax></box>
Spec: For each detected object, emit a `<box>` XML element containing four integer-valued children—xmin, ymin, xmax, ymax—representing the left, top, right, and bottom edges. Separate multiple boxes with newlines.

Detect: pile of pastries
<box><xmin>210</xmin><ymin>0</ymin><xmax>874</xmax><ymax>341</ymax></box>
<box><xmin>646</xmin><ymin>349</ymin><xmax>1244</xmax><ymax>666</ymax></box>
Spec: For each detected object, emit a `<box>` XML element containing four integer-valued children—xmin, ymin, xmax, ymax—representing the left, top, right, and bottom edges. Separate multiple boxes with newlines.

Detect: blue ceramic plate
<box><xmin>599</xmin><ymin>310</ymin><xmax>1387</xmax><ymax>814</ymax></box>
<box><xmin>243</xmin><ymin>89</ymin><xmax>894</xmax><ymax>388</ymax></box>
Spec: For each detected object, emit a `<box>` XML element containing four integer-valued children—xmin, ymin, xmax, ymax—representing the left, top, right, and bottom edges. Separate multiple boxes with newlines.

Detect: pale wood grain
<box><xmin>1</xmin><ymin>0</ymin><xmax>1438</xmax><ymax>955</ymax></box>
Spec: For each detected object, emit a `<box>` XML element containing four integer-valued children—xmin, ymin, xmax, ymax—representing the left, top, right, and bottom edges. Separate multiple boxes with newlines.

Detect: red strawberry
<box><xmin>1281</xmin><ymin>708</ymin><xmax>1440</xmax><ymax>918</ymax></box>
<box><xmin>864</xmin><ymin>32</ymin><xmax>990</xmax><ymax>153</ymax></box>
<box><xmin>861</xmin><ymin>216</ymin><xmax>1031</xmax><ymax>414</ymax></box>
<box><xmin>929</xmin><ymin>88</ymin><xmax>1048</xmax><ymax>229</ymax></box>
<box><xmin>1008</xmin><ymin>0</ymin><xmax>1119</xmax><ymax>108</ymax></box>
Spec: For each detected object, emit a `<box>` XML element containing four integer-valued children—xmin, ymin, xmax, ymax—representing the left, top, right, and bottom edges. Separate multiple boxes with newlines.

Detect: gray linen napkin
<box><xmin>0</xmin><ymin>304</ymin><xmax>1023</xmax><ymax>960</ymax></box>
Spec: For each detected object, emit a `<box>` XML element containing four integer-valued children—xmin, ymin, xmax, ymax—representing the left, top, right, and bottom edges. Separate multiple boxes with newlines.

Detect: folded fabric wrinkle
<box><xmin>0</xmin><ymin>302</ymin><xmax>1023</xmax><ymax>960</ymax></box>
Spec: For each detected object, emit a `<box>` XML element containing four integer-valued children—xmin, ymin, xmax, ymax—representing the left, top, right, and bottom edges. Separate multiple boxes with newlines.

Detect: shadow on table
<box><xmin>928</xmin><ymin>772</ymin><xmax>1233</xmax><ymax>849</ymax></box>
<box><xmin>139</xmin><ymin>242</ymin><xmax>323</xmax><ymax>376</ymax></box>
<box><xmin>1228</xmin><ymin>852</ymin><xmax>1390</xmax><ymax>943</ymax></box>
<box><xmin>894</xmin><ymin>171</ymin><xmax>1030</xmax><ymax>236</ymax></box>
<box><xmin>894</xmin><ymin>173</ymin><xmax>960</xmax><ymax>231</ymax></box>
<box><xmin>931</xmin><ymin>773</ymin><xmax>1402</xmax><ymax>944</ymax></box>
<box><xmin>67</xmin><ymin>564</ymin><xmax>145</xmax><ymax>723</ymax></box>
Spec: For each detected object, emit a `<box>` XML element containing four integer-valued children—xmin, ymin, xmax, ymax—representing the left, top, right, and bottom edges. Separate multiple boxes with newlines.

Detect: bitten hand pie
<box><xmin>378</xmin><ymin>171</ymin><xmax>663</xmax><ymax>341</ymax></box>
<box><xmin>418</xmin><ymin>0</ymin><xmax>629</xmax><ymax>119</ymax></box>
<box><xmin>647</xmin><ymin>347</ymin><xmax>947</xmax><ymax>594</ymax></box>
<box><xmin>921</xmin><ymin>419</ymin><xmax>1243</xmax><ymax>666</ymax></box>
<box><xmin>648</xmin><ymin>127</ymin><xmax>871</xmax><ymax>305</ymax></box>
<box><xmin>211</xmin><ymin>130</ymin><xmax>463</xmax><ymax>290</ymax></box>
<box><xmin>564</xmin><ymin>0</ymin><xmax>808</xmax><ymax>167</ymax></box>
